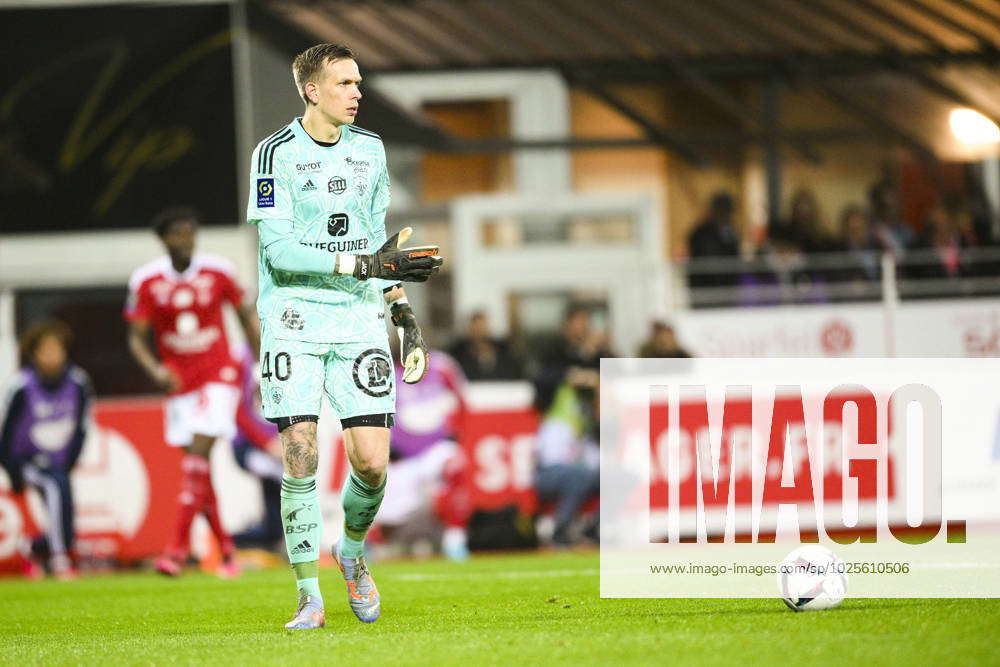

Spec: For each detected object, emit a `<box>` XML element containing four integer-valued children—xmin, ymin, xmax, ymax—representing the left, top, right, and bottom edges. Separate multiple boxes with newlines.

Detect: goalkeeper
<box><xmin>246</xmin><ymin>43</ymin><xmax>442</xmax><ymax>631</ymax></box>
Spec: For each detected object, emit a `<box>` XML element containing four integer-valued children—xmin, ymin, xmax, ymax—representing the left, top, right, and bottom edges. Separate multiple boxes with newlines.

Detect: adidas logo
<box><xmin>290</xmin><ymin>540</ymin><xmax>313</xmax><ymax>555</ymax></box>
<box><xmin>301</xmin><ymin>179</ymin><xmax>317</xmax><ymax>192</ymax></box>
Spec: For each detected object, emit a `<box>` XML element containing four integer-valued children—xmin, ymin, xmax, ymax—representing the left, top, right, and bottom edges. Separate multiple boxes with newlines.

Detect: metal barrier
<box><xmin>683</xmin><ymin>247</ymin><xmax>1000</xmax><ymax>309</ymax></box>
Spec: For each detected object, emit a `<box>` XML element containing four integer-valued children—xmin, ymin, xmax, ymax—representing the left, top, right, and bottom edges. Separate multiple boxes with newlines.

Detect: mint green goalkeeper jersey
<box><xmin>247</xmin><ymin>119</ymin><xmax>398</xmax><ymax>344</ymax></box>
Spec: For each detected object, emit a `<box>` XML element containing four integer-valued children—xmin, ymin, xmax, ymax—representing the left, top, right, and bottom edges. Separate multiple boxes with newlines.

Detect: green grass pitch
<box><xmin>1</xmin><ymin>551</ymin><xmax>997</xmax><ymax>665</ymax></box>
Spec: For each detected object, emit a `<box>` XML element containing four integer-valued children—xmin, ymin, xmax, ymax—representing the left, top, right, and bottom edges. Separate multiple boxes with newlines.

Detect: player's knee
<box><xmin>353</xmin><ymin>455</ymin><xmax>387</xmax><ymax>486</ymax></box>
<box><xmin>281</xmin><ymin>420</ymin><xmax>319</xmax><ymax>477</ymax></box>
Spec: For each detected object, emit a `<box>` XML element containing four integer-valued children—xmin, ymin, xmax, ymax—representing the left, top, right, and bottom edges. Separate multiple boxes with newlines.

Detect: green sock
<box><xmin>281</xmin><ymin>475</ymin><xmax>323</xmax><ymax>604</ymax></box>
<box><xmin>340</xmin><ymin>471</ymin><xmax>386</xmax><ymax>558</ymax></box>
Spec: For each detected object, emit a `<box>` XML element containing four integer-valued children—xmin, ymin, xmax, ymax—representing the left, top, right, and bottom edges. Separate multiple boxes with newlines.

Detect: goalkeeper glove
<box><xmin>391</xmin><ymin>301</ymin><xmax>429</xmax><ymax>383</ymax></box>
<box><xmin>353</xmin><ymin>227</ymin><xmax>442</xmax><ymax>282</ymax></box>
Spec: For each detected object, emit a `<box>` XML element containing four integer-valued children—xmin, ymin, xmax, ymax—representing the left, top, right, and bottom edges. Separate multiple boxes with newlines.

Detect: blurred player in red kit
<box><xmin>125</xmin><ymin>207</ymin><xmax>260</xmax><ymax>577</ymax></box>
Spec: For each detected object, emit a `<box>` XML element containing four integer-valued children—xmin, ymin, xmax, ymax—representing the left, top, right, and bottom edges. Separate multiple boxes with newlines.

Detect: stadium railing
<box><xmin>682</xmin><ymin>247</ymin><xmax>1000</xmax><ymax>309</ymax></box>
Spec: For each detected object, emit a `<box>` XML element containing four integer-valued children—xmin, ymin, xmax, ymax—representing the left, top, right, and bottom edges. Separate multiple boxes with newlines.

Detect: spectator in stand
<box><xmin>533</xmin><ymin>306</ymin><xmax>610</xmax><ymax>415</ymax></box>
<box><xmin>637</xmin><ymin>321</ymin><xmax>691</xmax><ymax>358</ymax></box>
<box><xmin>741</xmin><ymin>225</ymin><xmax>826</xmax><ymax>305</ymax></box>
<box><xmin>229</xmin><ymin>344</ymin><xmax>284</xmax><ymax>552</ymax></box>
<box><xmin>835</xmin><ymin>203</ymin><xmax>881</xmax><ymax>283</ymax></box>
<box><xmin>448</xmin><ymin>310</ymin><xmax>524</xmax><ymax>380</ymax></box>
<box><xmin>781</xmin><ymin>188</ymin><xmax>832</xmax><ymax>253</ymax></box>
<box><xmin>534</xmin><ymin>372</ymin><xmax>599</xmax><ymax>548</ymax></box>
<box><xmin>868</xmin><ymin>180</ymin><xmax>914</xmax><ymax>256</ymax></box>
<box><xmin>687</xmin><ymin>192</ymin><xmax>740</xmax><ymax>288</ymax></box>
<box><xmin>962</xmin><ymin>182</ymin><xmax>1000</xmax><ymax>278</ymax></box>
<box><xmin>910</xmin><ymin>199</ymin><xmax>973</xmax><ymax>280</ymax></box>
<box><xmin>788</xmin><ymin>188</ymin><xmax>835</xmax><ymax>253</ymax></box>
<box><xmin>967</xmin><ymin>179</ymin><xmax>998</xmax><ymax>247</ymax></box>
<box><xmin>0</xmin><ymin>320</ymin><xmax>93</xmax><ymax>579</ymax></box>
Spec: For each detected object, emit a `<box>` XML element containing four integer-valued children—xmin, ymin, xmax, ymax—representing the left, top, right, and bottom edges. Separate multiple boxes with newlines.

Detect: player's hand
<box><xmin>151</xmin><ymin>364</ymin><xmax>181</xmax><ymax>393</ymax></box>
<box><xmin>391</xmin><ymin>301</ymin><xmax>429</xmax><ymax>383</ymax></box>
<box><xmin>354</xmin><ymin>227</ymin><xmax>443</xmax><ymax>282</ymax></box>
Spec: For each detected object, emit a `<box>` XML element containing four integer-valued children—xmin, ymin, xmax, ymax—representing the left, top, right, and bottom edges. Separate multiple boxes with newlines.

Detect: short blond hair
<box><xmin>292</xmin><ymin>43</ymin><xmax>355</xmax><ymax>105</ymax></box>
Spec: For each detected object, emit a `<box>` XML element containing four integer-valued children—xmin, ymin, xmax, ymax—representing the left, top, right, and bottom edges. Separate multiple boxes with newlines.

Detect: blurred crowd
<box><xmin>686</xmin><ymin>179</ymin><xmax>999</xmax><ymax>304</ymax></box>
<box><xmin>436</xmin><ymin>306</ymin><xmax>687</xmax><ymax>549</ymax></box>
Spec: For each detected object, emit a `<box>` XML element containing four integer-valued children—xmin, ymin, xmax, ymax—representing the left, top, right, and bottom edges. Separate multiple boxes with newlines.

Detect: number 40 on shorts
<box><xmin>262</xmin><ymin>351</ymin><xmax>292</xmax><ymax>381</ymax></box>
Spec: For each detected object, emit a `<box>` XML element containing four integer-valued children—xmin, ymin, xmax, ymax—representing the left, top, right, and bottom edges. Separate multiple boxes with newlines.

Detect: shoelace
<box><xmin>354</xmin><ymin>559</ymin><xmax>372</xmax><ymax>590</ymax></box>
<box><xmin>354</xmin><ymin>557</ymin><xmax>372</xmax><ymax>595</ymax></box>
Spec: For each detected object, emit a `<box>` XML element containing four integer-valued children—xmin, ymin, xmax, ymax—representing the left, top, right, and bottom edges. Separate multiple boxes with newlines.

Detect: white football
<box><xmin>777</xmin><ymin>545</ymin><xmax>848</xmax><ymax>612</ymax></box>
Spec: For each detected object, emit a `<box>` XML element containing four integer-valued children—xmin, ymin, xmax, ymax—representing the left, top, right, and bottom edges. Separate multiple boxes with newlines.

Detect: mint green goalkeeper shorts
<box><xmin>259</xmin><ymin>324</ymin><xmax>396</xmax><ymax>422</ymax></box>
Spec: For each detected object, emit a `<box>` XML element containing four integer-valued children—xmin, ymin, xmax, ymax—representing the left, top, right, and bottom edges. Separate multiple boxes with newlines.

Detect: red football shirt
<box><xmin>125</xmin><ymin>254</ymin><xmax>244</xmax><ymax>394</ymax></box>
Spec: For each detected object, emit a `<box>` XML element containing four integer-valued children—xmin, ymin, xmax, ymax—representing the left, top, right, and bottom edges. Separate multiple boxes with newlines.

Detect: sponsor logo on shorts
<box><xmin>281</xmin><ymin>307</ymin><xmax>305</xmax><ymax>331</ymax></box>
<box><xmin>352</xmin><ymin>348</ymin><xmax>393</xmax><ymax>398</ymax></box>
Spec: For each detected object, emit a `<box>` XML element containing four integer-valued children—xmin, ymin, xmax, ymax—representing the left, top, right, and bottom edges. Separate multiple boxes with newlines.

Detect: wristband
<box><xmin>335</xmin><ymin>254</ymin><xmax>357</xmax><ymax>276</ymax></box>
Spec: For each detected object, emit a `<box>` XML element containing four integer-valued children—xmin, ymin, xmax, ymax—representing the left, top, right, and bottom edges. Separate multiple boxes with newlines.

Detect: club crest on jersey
<box><xmin>352</xmin><ymin>348</ymin><xmax>393</xmax><ymax>398</ymax></box>
<box><xmin>328</xmin><ymin>177</ymin><xmax>346</xmax><ymax>195</ymax></box>
<box><xmin>257</xmin><ymin>178</ymin><xmax>275</xmax><ymax>207</ymax></box>
<box><xmin>355</xmin><ymin>180</ymin><xmax>367</xmax><ymax>197</ymax></box>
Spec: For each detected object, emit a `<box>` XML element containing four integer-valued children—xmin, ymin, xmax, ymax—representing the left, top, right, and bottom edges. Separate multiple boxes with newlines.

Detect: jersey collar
<box><xmin>163</xmin><ymin>255</ymin><xmax>200</xmax><ymax>281</ymax></box>
<box><xmin>294</xmin><ymin>117</ymin><xmax>344</xmax><ymax>148</ymax></box>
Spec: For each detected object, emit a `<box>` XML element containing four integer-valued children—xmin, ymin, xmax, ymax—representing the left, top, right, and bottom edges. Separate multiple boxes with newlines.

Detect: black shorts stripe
<box><xmin>348</xmin><ymin>126</ymin><xmax>381</xmax><ymax>139</ymax></box>
<box><xmin>258</xmin><ymin>129</ymin><xmax>293</xmax><ymax>173</ymax></box>
<box><xmin>341</xmin><ymin>412</ymin><xmax>394</xmax><ymax>429</ymax></box>
<box><xmin>268</xmin><ymin>414</ymin><xmax>319</xmax><ymax>431</ymax></box>
<box><xmin>256</xmin><ymin>128</ymin><xmax>290</xmax><ymax>172</ymax></box>
<box><xmin>265</xmin><ymin>135</ymin><xmax>295</xmax><ymax>174</ymax></box>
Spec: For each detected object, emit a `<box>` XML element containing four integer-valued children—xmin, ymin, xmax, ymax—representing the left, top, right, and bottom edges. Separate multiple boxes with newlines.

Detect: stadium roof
<box><xmin>250</xmin><ymin>0</ymin><xmax>1000</xmax><ymax>164</ymax></box>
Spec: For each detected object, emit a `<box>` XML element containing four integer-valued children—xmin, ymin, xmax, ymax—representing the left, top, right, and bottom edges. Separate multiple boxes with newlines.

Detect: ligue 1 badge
<box><xmin>257</xmin><ymin>178</ymin><xmax>275</xmax><ymax>207</ymax></box>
